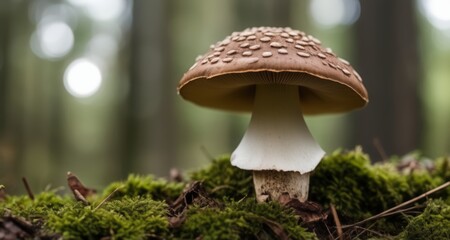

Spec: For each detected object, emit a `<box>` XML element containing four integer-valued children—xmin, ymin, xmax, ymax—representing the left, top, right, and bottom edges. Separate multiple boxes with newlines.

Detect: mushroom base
<box><xmin>253</xmin><ymin>170</ymin><xmax>309</xmax><ymax>203</ymax></box>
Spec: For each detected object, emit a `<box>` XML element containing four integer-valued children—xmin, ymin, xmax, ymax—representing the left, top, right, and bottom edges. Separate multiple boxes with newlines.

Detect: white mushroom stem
<box><xmin>231</xmin><ymin>84</ymin><xmax>325</xmax><ymax>202</ymax></box>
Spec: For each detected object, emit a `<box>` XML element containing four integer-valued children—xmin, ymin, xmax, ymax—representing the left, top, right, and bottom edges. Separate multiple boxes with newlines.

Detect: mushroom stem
<box><xmin>253</xmin><ymin>170</ymin><xmax>310</xmax><ymax>202</ymax></box>
<box><xmin>231</xmin><ymin>84</ymin><xmax>324</xmax><ymax>202</ymax></box>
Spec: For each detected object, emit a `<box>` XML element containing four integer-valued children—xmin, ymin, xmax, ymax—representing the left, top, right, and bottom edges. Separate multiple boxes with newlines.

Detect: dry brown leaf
<box><xmin>278</xmin><ymin>193</ymin><xmax>328</xmax><ymax>223</ymax></box>
<box><xmin>67</xmin><ymin>172</ymin><xmax>96</xmax><ymax>201</ymax></box>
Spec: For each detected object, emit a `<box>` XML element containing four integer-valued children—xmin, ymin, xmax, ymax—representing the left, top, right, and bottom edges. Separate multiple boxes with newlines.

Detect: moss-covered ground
<box><xmin>1</xmin><ymin>148</ymin><xmax>449</xmax><ymax>239</ymax></box>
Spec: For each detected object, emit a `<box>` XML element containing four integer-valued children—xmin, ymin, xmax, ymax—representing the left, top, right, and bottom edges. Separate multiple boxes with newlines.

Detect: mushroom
<box><xmin>178</xmin><ymin>27</ymin><xmax>368</xmax><ymax>203</ymax></box>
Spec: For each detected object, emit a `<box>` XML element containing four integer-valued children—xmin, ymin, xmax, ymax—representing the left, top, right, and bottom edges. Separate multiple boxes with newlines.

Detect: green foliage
<box><xmin>46</xmin><ymin>196</ymin><xmax>168</xmax><ymax>239</ymax></box>
<box><xmin>102</xmin><ymin>174</ymin><xmax>184</xmax><ymax>202</ymax></box>
<box><xmin>398</xmin><ymin>200</ymin><xmax>450</xmax><ymax>240</ymax></box>
<box><xmin>190</xmin><ymin>156</ymin><xmax>253</xmax><ymax>200</ymax></box>
<box><xmin>178</xmin><ymin>199</ymin><xmax>316</xmax><ymax>240</ymax></box>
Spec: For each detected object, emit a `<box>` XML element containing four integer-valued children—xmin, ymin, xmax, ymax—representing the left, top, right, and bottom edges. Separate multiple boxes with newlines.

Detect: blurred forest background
<box><xmin>1</xmin><ymin>0</ymin><xmax>450</xmax><ymax>194</ymax></box>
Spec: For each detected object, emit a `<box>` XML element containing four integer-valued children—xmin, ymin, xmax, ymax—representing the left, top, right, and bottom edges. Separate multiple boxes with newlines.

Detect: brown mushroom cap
<box><xmin>178</xmin><ymin>27</ymin><xmax>368</xmax><ymax>115</ymax></box>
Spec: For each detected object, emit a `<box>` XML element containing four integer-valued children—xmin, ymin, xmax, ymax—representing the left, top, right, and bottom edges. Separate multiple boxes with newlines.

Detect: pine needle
<box><xmin>343</xmin><ymin>181</ymin><xmax>450</xmax><ymax>228</ymax></box>
<box><xmin>330</xmin><ymin>203</ymin><xmax>343</xmax><ymax>240</ymax></box>
<box><xmin>93</xmin><ymin>186</ymin><xmax>123</xmax><ymax>211</ymax></box>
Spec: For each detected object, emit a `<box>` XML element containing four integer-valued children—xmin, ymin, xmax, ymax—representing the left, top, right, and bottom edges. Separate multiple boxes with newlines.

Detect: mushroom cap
<box><xmin>178</xmin><ymin>27</ymin><xmax>368</xmax><ymax>115</ymax></box>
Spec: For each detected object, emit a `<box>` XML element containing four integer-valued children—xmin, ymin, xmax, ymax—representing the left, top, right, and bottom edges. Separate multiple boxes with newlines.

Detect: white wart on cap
<box><xmin>178</xmin><ymin>27</ymin><xmax>368</xmax><ymax>202</ymax></box>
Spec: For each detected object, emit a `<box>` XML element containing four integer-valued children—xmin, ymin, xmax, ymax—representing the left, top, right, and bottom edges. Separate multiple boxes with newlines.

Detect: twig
<box><xmin>377</xmin><ymin>204</ymin><xmax>425</xmax><ymax>218</ymax></box>
<box><xmin>21</xmin><ymin>177</ymin><xmax>34</xmax><ymax>200</ymax></box>
<box><xmin>330</xmin><ymin>204</ymin><xmax>343</xmax><ymax>240</ymax></box>
<box><xmin>343</xmin><ymin>181</ymin><xmax>450</xmax><ymax>228</ymax></box>
<box><xmin>373</xmin><ymin>138</ymin><xmax>388</xmax><ymax>162</ymax></box>
<box><xmin>323</xmin><ymin>220</ymin><xmax>333</xmax><ymax>240</ymax></box>
<box><xmin>93</xmin><ymin>186</ymin><xmax>123</xmax><ymax>211</ymax></box>
<box><xmin>351</xmin><ymin>225</ymin><xmax>385</xmax><ymax>239</ymax></box>
<box><xmin>200</xmin><ymin>145</ymin><xmax>214</xmax><ymax>161</ymax></box>
<box><xmin>211</xmin><ymin>185</ymin><xmax>233</xmax><ymax>193</ymax></box>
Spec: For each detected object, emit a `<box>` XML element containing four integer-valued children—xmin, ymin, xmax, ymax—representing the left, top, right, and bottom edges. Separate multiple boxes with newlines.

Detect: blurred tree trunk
<box><xmin>353</xmin><ymin>0</ymin><xmax>423</xmax><ymax>160</ymax></box>
<box><xmin>123</xmin><ymin>0</ymin><xmax>175</xmax><ymax>177</ymax></box>
<box><xmin>234</xmin><ymin>0</ymin><xmax>293</xmax><ymax>28</ymax></box>
<box><xmin>0</xmin><ymin>0</ymin><xmax>29</xmax><ymax>190</ymax></box>
<box><xmin>0</xmin><ymin>1</ymin><xmax>10</xmax><ymax>132</ymax></box>
<box><xmin>2</xmin><ymin>0</ymin><xmax>59</xmax><ymax>190</ymax></box>
<box><xmin>0</xmin><ymin>0</ymin><xmax>12</xmax><ymax>182</ymax></box>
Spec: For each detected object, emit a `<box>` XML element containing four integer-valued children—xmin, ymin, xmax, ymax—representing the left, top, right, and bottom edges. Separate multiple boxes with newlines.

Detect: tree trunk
<box><xmin>234</xmin><ymin>0</ymin><xmax>293</xmax><ymax>28</ymax></box>
<box><xmin>0</xmin><ymin>1</ymin><xmax>10</xmax><ymax>132</ymax></box>
<box><xmin>353</xmin><ymin>0</ymin><xmax>423</xmax><ymax>160</ymax></box>
<box><xmin>123</xmin><ymin>0</ymin><xmax>176</xmax><ymax>177</ymax></box>
<box><xmin>0</xmin><ymin>0</ymin><xmax>12</xmax><ymax>183</ymax></box>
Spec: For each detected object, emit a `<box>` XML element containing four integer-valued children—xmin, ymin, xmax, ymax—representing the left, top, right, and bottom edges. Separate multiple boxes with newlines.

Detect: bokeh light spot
<box><xmin>67</xmin><ymin>0</ymin><xmax>126</xmax><ymax>21</ymax></box>
<box><xmin>310</xmin><ymin>0</ymin><xmax>360</xmax><ymax>27</ymax></box>
<box><xmin>30</xmin><ymin>21</ymin><xmax>74</xmax><ymax>59</ymax></box>
<box><xmin>419</xmin><ymin>0</ymin><xmax>450</xmax><ymax>30</ymax></box>
<box><xmin>87</xmin><ymin>34</ymin><xmax>119</xmax><ymax>58</ymax></box>
<box><xmin>64</xmin><ymin>59</ymin><xmax>102</xmax><ymax>98</ymax></box>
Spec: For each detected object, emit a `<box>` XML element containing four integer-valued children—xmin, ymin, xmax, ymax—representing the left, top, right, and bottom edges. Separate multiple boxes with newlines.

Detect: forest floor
<box><xmin>1</xmin><ymin>147</ymin><xmax>449</xmax><ymax>239</ymax></box>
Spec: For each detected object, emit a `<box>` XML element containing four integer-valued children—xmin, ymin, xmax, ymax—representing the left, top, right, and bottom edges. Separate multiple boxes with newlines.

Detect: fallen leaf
<box><xmin>67</xmin><ymin>172</ymin><xmax>96</xmax><ymax>201</ymax></box>
<box><xmin>262</xmin><ymin>217</ymin><xmax>289</xmax><ymax>240</ymax></box>
<box><xmin>278</xmin><ymin>193</ymin><xmax>328</xmax><ymax>223</ymax></box>
<box><xmin>169</xmin><ymin>181</ymin><xmax>221</xmax><ymax>226</ymax></box>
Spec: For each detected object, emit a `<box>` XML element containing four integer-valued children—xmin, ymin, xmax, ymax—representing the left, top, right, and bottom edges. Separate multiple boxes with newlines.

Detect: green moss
<box><xmin>102</xmin><ymin>174</ymin><xmax>184</xmax><ymax>202</ymax></box>
<box><xmin>310</xmin><ymin>149</ymin><xmax>397</xmax><ymax>220</ymax></box>
<box><xmin>46</xmin><ymin>196</ymin><xmax>168</xmax><ymax>239</ymax></box>
<box><xmin>190</xmin><ymin>156</ymin><xmax>253</xmax><ymax>200</ymax></box>
<box><xmin>431</xmin><ymin>157</ymin><xmax>450</xmax><ymax>199</ymax></box>
<box><xmin>433</xmin><ymin>157</ymin><xmax>450</xmax><ymax>181</ymax></box>
<box><xmin>403</xmin><ymin>171</ymin><xmax>442</xmax><ymax>198</ymax></box>
<box><xmin>309</xmin><ymin>148</ymin><xmax>443</xmax><ymax>223</ymax></box>
<box><xmin>1</xmin><ymin>191</ymin><xmax>67</xmax><ymax>220</ymax></box>
<box><xmin>178</xmin><ymin>199</ymin><xmax>315</xmax><ymax>240</ymax></box>
<box><xmin>397</xmin><ymin>200</ymin><xmax>450</xmax><ymax>240</ymax></box>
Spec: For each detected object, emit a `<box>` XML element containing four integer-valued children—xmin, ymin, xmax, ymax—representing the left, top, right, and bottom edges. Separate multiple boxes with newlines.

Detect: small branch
<box><xmin>344</xmin><ymin>181</ymin><xmax>450</xmax><ymax>228</ymax></box>
<box><xmin>211</xmin><ymin>185</ymin><xmax>233</xmax><ymax>193</ymax></box>
<box><xmin>323</xmin><ymin>220</ymin><xmax>333</xmax><ymax>240</ymax></box>
<box><xmin>351</xmin><ymin>225</ymin><xmax>385</xmax><ymax>239</ymax></box>
<box><xmin>377</xmin><ymin>204</ymin><xmax>425</xmax><ymax>218</ymax></box>
<box><xmin>373</xmin><ymin>138</ymin><xmax>388</xmax><ymax>162</ymax></box>
<box><xmin>200</xmin><ymin>145</ymin><xmax>214</xmax><ymax>161</ymax></box>
<box><xmin>330</xmin><ymin>204</ymin><xmax>343</xmax><ymax>240</ymax></box>
<box><xmin>21</xmin><ymin>177</ymin><xmax>34</xmax><ymax>200</ymax></box>
<box><xmin>93</xmin><ymin>186</ymin><xmax>122</xmax><ymax>211</ymax></box>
